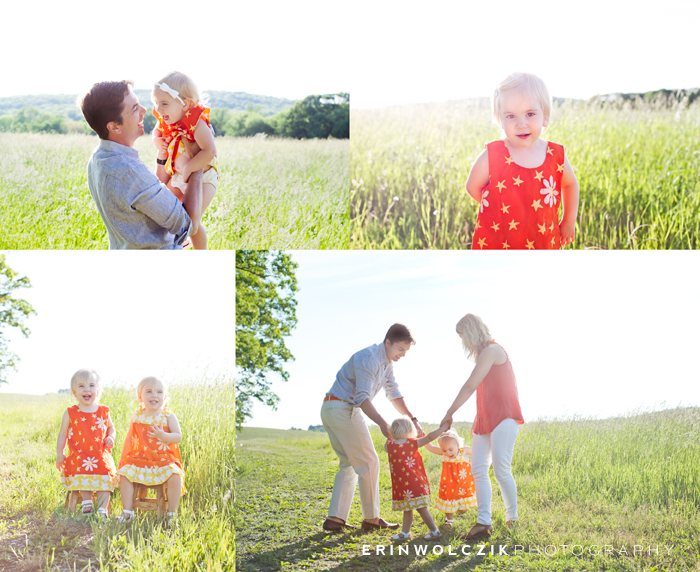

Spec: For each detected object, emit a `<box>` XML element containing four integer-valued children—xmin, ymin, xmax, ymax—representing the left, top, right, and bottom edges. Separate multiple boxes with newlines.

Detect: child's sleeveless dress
<box><xmin>153</xmin><ymin>104</ymin><xmax>219</xmax><ymax>180</ymax></box>
<box><xmin>471</xmin><ymin>139</ymin><xmax>565</xmax><ymax>250</ymax></box>
<box><xmin>387</xmin><ymin>439</ymin><xmax>431</xmax><ymax>511</ymax></box>
<box><xmin>435</xmin><ymin>448</ymin><xmax>477</xmax><ymax>513</ymax></box>
<box><xmin>117</xmin><ymin>409</ymin><xmax>186</xmax><ymax>494</ymax></box>
<box><xmin>61</xmin><ymin>404</ymin><xmax>118</xmax><ymax>491</ymax></box>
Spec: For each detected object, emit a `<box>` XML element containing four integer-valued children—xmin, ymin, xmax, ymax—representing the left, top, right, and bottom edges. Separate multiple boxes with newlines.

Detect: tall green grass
<box><xmin>0</xmin><ymin>133</ymin><xmax>349</xmax><ymax>249</ymax></box>
<box><xmin>350</xmin><ymin>101</ymin><xmax>700</xmax><ymax>249</ymax></box>
<box><xmin>0</xmin><ymin>375</ymin><xmax>235</xmax><ymax>571</ymax></box>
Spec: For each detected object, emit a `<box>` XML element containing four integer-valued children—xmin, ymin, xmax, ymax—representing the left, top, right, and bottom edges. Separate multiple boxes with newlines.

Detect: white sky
<box><xmin>0</xmin><ymin>0</ymin><xmax>348</xmax><ymax>100</ymax></box>
<box><xmin>0</xmin><ymin>252</ymin><xmax>235</xmax><ymax>395</ymax></box>
<box><xmin>3</xmin><ymin>1</ymin><xmax>697</xmax><ymax>107</ymax></box>
<box><xmin>245</xmin><ymin>251</ymin><xmax>700</xmax><ymax>429</ymax></box>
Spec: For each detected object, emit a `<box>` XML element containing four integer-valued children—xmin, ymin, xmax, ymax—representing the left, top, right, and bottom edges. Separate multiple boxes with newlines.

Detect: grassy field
<box><xmin>350</xmin><ymin>101</ymin><xmax>700</xmax><ymax>249</ymax></box>
<box><xmin>0</xmin><ymin>133</ymin><xmax>349</xmax><ymax>249</ymax></box>
<box><xmin>236</xmin><ymin>408</ymin><xmax>700</xmax><ymax>571</ymax></box>
<box><xmin>0</xmin><ymin>378</ymin><xmax>235</xmax><ymax>571</ymax></box>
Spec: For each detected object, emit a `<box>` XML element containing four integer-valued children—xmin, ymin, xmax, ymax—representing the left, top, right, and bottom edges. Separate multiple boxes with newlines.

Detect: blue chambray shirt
<box><xmin>327</xmin><ymin>343</ymin><xmax>404</xmax><ymax>406</ymax></box>
<box><xmin>87</xmin><ymin>139</ymin><xmax>192</xmax><ymax>250</ymax></box>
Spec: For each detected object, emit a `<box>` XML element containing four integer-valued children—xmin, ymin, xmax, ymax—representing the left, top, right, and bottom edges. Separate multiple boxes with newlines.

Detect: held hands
<box><xmin>379</xmin><ymin>421</ymin><xmax>393</xmax><ymax>441</ymax></box>
<box><xmin>413</xmin><ymin>419</ymin><xmax>425</xmax><ymax>438</ymax></box>
<box><xmin>439</xmin><ymin>413</ymin><xmax>453</xmax><ymax>431</ymax></box>
<box><xmin>438</xmin><ymin>421</ymin><xmax>451</xmax><ymax>434</ymax></box>
<box><xmin>559</xmin><ymin>219</ymin><xmax>576</xmax><ymax>247</ymax></box>
<box><xmin>103</xmin><ymin>436</ymin><xmax>114</xmax><ymax>449</ymax></box>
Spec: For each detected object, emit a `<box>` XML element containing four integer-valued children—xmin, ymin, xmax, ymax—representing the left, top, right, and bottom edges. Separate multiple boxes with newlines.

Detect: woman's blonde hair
<box><xmin>390</xmin><ymin>417</ymin><xmax>417</xmax><ymax>440</ymax></box>
<box><xmin>437</xmin><ymin>429</ymin><xmax>464</xmax><ymax>449</ymax></box>
<box><xmin>70</xmin><ymin>368</ymin><xmax>101</xmax><ymax>402</ymax></box>
<box><xmin>136</xmin><ymin>376</ymin><xmax>169</xmax><ymax>410</ymax></box>
<box><xmin>455</xmin><ymin>313</ymin><xmax>493</xmax><ymax>361</ymax></box>
<box><xmin>153</xmin><ymin>71</ymin><xmax>207</xmax><ymax>106</ymax></box>
<box><xmin>491</xmin><ymin>72</ymin><xmax>551</xmax><ymax>127</ymax></box>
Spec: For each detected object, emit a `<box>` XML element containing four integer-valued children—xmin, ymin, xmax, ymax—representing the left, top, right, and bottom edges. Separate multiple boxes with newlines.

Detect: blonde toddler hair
<box><xmin>491</xmin><ymin>72</ymin><xmax>552</xmax><ymax>127</ymax></box>
<box><xmin>153</xmin><ymin>71</ymin><xmax>207</xmax><ymax>107</ymax></box>
<box><xmin>70</xmin><ymin>368</ymin><xmax>101</xmax><ymax>402</ymax></box>
<box><xmin>136</xmin><ymin>376</ymin><xmax>169</xmax><ymax>410</ymax></box>
<box><xmin>390</xmin><ymin>417</ymin><xmax>417</xmax><ymax>440</ymax></box>
<box><xmin>456</xmin><ymin>313</ymin><xmax>493</xmax><ymax>362</ymax></box>
<box><xmin>437</xmin><ymin>429</ymin><xmax>465</xmax><ymax>449</ymax></box>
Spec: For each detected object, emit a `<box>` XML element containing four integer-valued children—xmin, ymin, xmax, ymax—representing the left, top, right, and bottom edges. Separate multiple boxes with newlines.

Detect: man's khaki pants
<box><xmin>321</xmin><ymin>399</ymin><xmax>380</xmax><ymax>521</ymax></box>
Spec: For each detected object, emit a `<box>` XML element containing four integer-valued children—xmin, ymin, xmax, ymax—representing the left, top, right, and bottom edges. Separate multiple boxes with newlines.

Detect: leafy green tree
<box><xmin>0</xmin><ymin>255</ymin><xmax>37</xmax><ymax>385</ymax></box>
<box><xmin>280</xmin><ymin>93</ymin><xmax>349</xmax><ymax>139</ymax></box>
<box><xmin>236</xmin><ymin>251</ymin><xmax>298</xmax><ymax>428</ymax></box>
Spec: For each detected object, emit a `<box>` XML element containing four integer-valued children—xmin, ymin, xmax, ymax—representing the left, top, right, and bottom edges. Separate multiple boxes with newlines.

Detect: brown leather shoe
<box><xmin>323</xmin><ymin>518</ymin><xmax>356</xmax><ymax>532</ymax></box>
<box><xmin>361</xmin><ymin>518</ymin><xmax>400</xmax><ymax>531</ymax></box>
<box><xmin>462</xmin><ymin>522</ymin><xmax>493</xmax><ymax>540</ymax></box>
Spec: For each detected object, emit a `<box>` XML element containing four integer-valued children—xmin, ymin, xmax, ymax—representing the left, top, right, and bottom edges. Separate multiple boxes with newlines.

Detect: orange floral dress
<box><xmin>153</xmin><ymin>104</ymin><xmax>218</xmax><ymax>178</ymax></box>
<box><xmin>387</xmin><ymin>439</ymin><xmax>431</xmax><ymax>511</ymax></box>
<box><xmin>472</xmin><ymin>139</ymin><xmax>565</xmax><ymax>250</ymax></box>
<box><xmin>117</xmin><ymin>409</ymin><xmax>186</xmax><ymax>494</ymax></box>
<box><xmin>60</xmin><ymin>405</ymin><xmax>118</xmax><ymax>491</ymax></box>
<box><xmin>435</xmin><ymin>448</ymin><xmax>477</xmax><ymax>513</ymax></box>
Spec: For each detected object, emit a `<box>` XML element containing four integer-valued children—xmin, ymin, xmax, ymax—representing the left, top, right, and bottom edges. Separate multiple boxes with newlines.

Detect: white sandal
<box><xmin>443</xmin><ymin>518</ymin><xmax>454</xmax><ymax>528</ymax></box>
<box><xmin>391</xmin><ymin>531</ymin><xmax>411</xmax><ymax>541</ymax></box>
<box><xmin>97</xmin><ymin>507</ymin><xmax>109</xmax><ymax>521</ymax></box>
<box><xmin>81</xmin><ymin>500</ymin><xmax>94</xmax><ymax>515</ymax></box>
<box><xmin>117</xmin><ymin>509</ymin><xmax>135</xmax><ymax>523</ymax></box>
<box><xmin>425</xmin><ymin>528</ymin><xmax>442</xmax><ymax>540</ymax></box>
<box><xmin>167</xmin><ymin>511</ymin><xmax>177</xmax><ymax>527</ymax></box>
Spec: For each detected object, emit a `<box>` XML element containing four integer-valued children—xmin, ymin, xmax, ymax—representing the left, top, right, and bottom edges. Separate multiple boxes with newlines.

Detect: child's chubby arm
<box><xmin>424</xmin><ymin>443</ymin><xmax>444</xmax><ymax>455</ymax></box>
<box><xmin>465</xmin><ymin>149</ymin><xmax>489</xmax><ymax>202</ymax></box>
<box><xmin>104</xmin><ymin>412</ymin><xmax>116</xmax><ymax>449</ymax></box>
<box><xmin>149</xmin><ymin>412</ymin><xmax>182</xmax><ymax>444</ymax></box>
<box><xmin>460</xmin><ymin>446</ymin><xmax>472</xmax><ymax>461</ymax></box>
<box><xmin>56</xmin><ymin>410</ymin><xmax>70</xmax><ymax>470</ymax></box>
<box><xmin>180</xmin><ymin>119</ymin><xmax>217</xmax><ymax>182</ymax></box>
<box><xmin>559</xmin><ymin>156</ymin><xmax>579</xmax><ymax>247</ymax></box>
<box><xmin>416</xmin><ymin>422</ymin><xmax>450</xmax><ymax>448</ymax></box>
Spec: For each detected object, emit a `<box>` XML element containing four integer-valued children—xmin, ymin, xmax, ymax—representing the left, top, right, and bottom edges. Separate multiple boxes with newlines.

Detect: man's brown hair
<box><xmin>384</xmin><ymin>323</ymin><xmax>416</xmax><ymax>345</ymax></box>
<box><xmin>79</xmin><ymin>80</ymin><xmax>133</xmax><ymax>140</ymax></box>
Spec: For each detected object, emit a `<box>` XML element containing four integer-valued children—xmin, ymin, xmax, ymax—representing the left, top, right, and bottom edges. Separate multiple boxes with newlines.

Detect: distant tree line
<box><xmin>0</xmin><ymin>92</ymin><xmax>349</xmax><ymax>139</ymax></box>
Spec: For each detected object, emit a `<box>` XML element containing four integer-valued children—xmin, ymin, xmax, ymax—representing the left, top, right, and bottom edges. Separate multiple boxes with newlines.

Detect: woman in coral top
<box><xmin>118</xmin><ymin>376</ymin><xmax>185</xmax><ymax>524</ymax></box>
<box><xmin>440</xmin><ymin>314</ymin><xmax>524</xmax><ymax>540</ymax></box>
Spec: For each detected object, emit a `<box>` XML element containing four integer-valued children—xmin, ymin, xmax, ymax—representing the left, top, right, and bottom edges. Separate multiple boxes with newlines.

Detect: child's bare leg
<box><xmin>417</xmin><ymin>507</ymin><xmax>438</xmax><ymax>531</ymax></box>
<box><xmin>166</xmin><ymin>474</ymin><xmax>182</xmax><ymax>513</ymax></box>
<box><xmin>189</xmin><ymin>182</ymin><xmax>216</xmax><ymax>250</ymax></box>
<box><xmin>401</xmin><ymin>510</ymin><xmax>414</xmax><ymax>534</ymax></box>
<box><xmin>120</xmin><ymin>476</ymin><xmax>134</xmax><ymax>511</ymax></box>
<box><xmin>96</xmin><ymin>491</ymin><xmax>110</xmax><ymax>511</ymax></box>
<box><xmin>444</xmin><ymin>511</ymin><xmax>455</xmax><ymax>526</ymax></box>
<box><xmin>80</xmin><ymin>491</ymin><xmax>92</xmax><ymax>502</ymax></box>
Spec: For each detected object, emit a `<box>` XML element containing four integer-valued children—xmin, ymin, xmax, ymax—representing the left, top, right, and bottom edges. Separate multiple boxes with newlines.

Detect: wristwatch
<box><xmin>156</xmin><ymin>158</ymin><xmax>167</xmax><ymax>165</ymax></box>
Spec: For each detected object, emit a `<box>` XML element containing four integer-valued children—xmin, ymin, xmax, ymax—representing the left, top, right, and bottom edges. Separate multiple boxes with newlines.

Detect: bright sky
<box><xmin>244</xmin><ymin>251</ymin><xmax>700</xmax><ymax>430</ymax></box>
<box><xmin>0</xmin><ymin>252</ymin><xmax>235</xmax><ymax>395</ymax></box>
<box><xmin>1</xmin><ymin>0</ymin><xmax>347</xmax><ymax>100</ymax></box>
<box><xmin>349</xmin><ymin>0</ymin><xmax>700</xmax><ymax>108</ymax></box>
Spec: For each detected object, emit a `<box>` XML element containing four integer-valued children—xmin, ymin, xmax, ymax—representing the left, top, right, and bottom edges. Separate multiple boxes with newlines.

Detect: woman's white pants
<box><xmin>471</xmin><ymin>418</ymin><xmax>519</xmax><ymax>525</ymax></box>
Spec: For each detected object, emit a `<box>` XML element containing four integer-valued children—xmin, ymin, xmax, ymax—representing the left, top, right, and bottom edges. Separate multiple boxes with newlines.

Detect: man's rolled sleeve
<box><xmin>383</xmin><ymin>366</ymin><xmax>403</xmax><ymax>401</ymax></box>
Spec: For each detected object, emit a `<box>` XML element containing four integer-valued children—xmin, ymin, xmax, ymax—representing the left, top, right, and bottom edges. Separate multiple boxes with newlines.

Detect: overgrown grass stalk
<box><xmin>350</xmin><ymin>101</ymin><xmax>700</xmax><ymax>249</ymax></box>
<box><xmin>236</xmin><ymin>407</ymin><xmax>700</xmax><ymax>571</ymax></box>
<box><xmin>0</xmin><ymin>133</ymin><xmax>349</xmax><ymax>249</ymax></box>
<box><xmin>0</xmin><ymin>377</ymin><xmax>235</xmax><ymax>571</ymax></box>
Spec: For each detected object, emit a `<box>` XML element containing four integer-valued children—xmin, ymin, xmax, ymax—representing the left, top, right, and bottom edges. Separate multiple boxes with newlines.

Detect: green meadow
<box><xmin>236</xmin><ymin>408</ymin><xmax>700</xmax><ymax>571</ymax></box>
<box><xmin>0</xmin><ymin>133</ymin><xmax>349</xmax><ymax>249</ymax></box>
<box><xmin>0</xmin><ymin>378</ymin><xmax>235</xmax><ymax>571</ymax></box>
<box><xmin>350</xmin><ymin>101</ymin><xmax>700</xmax><ymax>249</ymax></box>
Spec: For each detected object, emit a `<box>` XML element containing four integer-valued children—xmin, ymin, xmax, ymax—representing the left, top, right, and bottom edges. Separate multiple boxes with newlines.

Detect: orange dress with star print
<box><xmin>435</xmin><ymin>448</ymin><xmax>477</xmax><ymax>513</ymax></box>
<box><xmin>117</xmin><ymin>409</ymin><xmax>186</xmax><ymax>494</ymax></box>
<box><xmin>471</xmin><ymin>139</ymin><xmax>565</xmax><ymax>250</ymax></box>
<box><xmin>153</xmin><ymin>104</ymin><xmax>215</xmax><ymax>177</ymax></box>
<box><xmin>60</xmin><ymin>405</ymin><xmax>118</xmax><ymax>492</ymax></box>
<box><xmin>387</xmin><ymin>439</ymin><xmax>431</xmax><ymax>511</ymax></box>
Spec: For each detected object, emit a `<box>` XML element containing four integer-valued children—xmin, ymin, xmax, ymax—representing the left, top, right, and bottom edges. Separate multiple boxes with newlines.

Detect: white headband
<box><xmin>155</xmin><ymin>82</ymin><xmax>185</xmax><ymax>105</ymax></box>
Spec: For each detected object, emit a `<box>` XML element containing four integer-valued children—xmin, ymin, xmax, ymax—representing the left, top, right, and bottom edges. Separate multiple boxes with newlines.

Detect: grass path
<box><xmin>236</xmin><ymin>415</ymin><xmax>700</xmax><ymax>571</ymax></box>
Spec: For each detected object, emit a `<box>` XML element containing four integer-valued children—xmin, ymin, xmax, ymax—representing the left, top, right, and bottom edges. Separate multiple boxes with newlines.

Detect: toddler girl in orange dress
<box><xmin>152</xmin><ymin>71</ymin><xmax>219</xmax><ymax>250</ymax></box>
<box><xmin>117</xmin><ymin>376</ymin><xmax>185</xmax><ymax>524</ymax></box>
<box><xmin>56</xmin><ymin>369</ymin><xmax>118</xmax><ymax>520</ymax></box>
<box><xmin>385</xmin><ymin>417</ymin><xmax>449</xmax><ymax>541</ymax></box>
<box><xmin>467</xmin><ymin>72</ymin><xmax>580</xmax><ymax>250</ymax></box>
<box><xmin>425</xmin><ymin>429</ymin><xmax>477</xmax><ymax>527</ymax></box>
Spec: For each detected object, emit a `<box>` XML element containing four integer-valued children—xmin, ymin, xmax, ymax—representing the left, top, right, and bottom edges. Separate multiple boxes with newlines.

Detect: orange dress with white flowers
<box><xmin>117</xmin><ymin>409</ymin><xmax>186</xmax><ymax>494</ymax></box>
<box><xmin>61</xmin><ymin>405</ymin><xmax>118</xmax><ymax>491</ymax></box>
<box><xmin>471</xmin><ymin>139</ymin><xmax>565</xmax><ymax>250</ymax></box>
<box><xmin>435</xmin><ymin>449</ymin><xmax>477</xmax><ymax>513</ymax></box>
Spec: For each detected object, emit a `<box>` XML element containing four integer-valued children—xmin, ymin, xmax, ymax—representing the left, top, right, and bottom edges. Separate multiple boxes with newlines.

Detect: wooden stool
<box><xmin>64</xmin><ymin>490</ymin><xmax>111</xmax><ymax>514</ymax></box>
<box><xmin>132</xmin><ymin>484</ymin><xmax>167</xmax><ymax>517</ymax></box>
